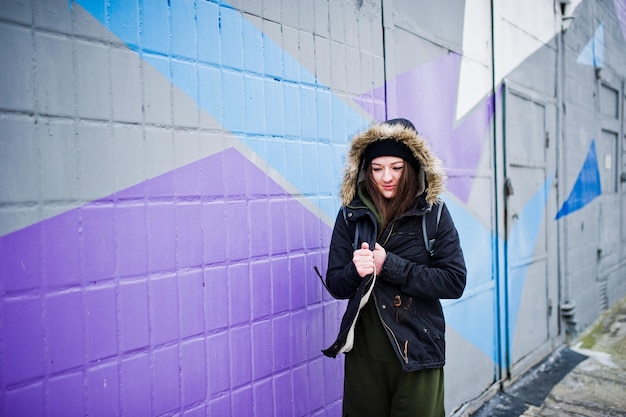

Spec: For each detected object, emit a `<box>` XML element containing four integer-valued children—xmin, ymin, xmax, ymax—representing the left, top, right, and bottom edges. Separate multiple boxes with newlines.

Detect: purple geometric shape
<box><xmin>182</xmin><ymin>405</ymin><xmax>206</xmax><ymax>417</ymax></box>
<box><xmin>120</xmin><ymin>354</ymin><xmax>151</xmax><ymax>416</ymax></box>
<box><xmin>250</xmin><ymin>260</ymin><xmax>272</xmax><ymax>321</ymax></box>
<box><xmin>149</xmin><ymin>275</ymin><xmax>178</xmax><ymax>345</ymax></box>
<box><xmin>42</xmin><ymin>209</ymin><xmax>80</xmax><ymax>287</ymax></box>
<box><xmin>176</xmin><ymin>202</ymin><xmax>203</xmax><ymax>268</ymax></box>
<box><xmin>308</xmin><ymin>358</ymin><xmax>326</xmax><ymax>411</ymax></box>
<box><xmin>249</xmin><ymin>199</ymin><xmax>270</xmax><ymax>258</ymax></box>
<box><xmin>269</xmin><ymin>199</ymin><xmax>288</xmax><ymax>255</ymax></box>
<box><xmin>46</xmin><ymin>292</ymin><xmax>84</xmax><ymax>373</ymax></box>
<box><xmin>225</xmin><ymin>200</ymin><xmax>249</xmax><ymax>261</ymax></box>
<box><xmin>174</xmin><ymin>154</ymin><xmax>202</xmax><ymax>198</ymax></box>
<box><xmin>230</xmin><ymin>325</ymin><xmax>253</xmax><ymax>388</ymax></box>
<box><xmin>202</xmin><ymin>202</ymin><xmax>227</xmax><ymax>265</ymax></box>
<box><xmin>208</xmin><ymin>395</ymin><xmax>232</xmax><ymax>416</ymax></box>
<box><xmin>228</xmin><ymin>262</ymin><xmax>251</xmax><ymax>326</ymax></box>
<box><xmin>153</xmin><ymin>345</ymin><xmax>180</xmax><ymax>415</ymax></box>
<box><xmin>253</xmin><ymin>378</ymin><xmax>274</xmax><ymax>416</ymax></box>
<box><xmin>290</xmin><ymin>254</ymin><xmax>306</xmax><ymax>310</ymax></box>
<box><xmin>293</xmin><ymin>364</ymin><xmax>309</xmax><ymax>415</ymax></box>
<box><xmin>307</xmin><ymin>305</ymin><xmax>324</xmax><ymax>360</ymax></box>
<box><xmin>86</xmin><ymin>361</ymin><xmax>119</xmax><ymax>416</ymax></box>
<box><xmin>181</xmin><ymin>339</ymin><xmax>206</xmax><ymax>407</ymax></box>
<box><xmin>224</xmin><ymin>149</ymin><xmax>249</xmax><ymax>198</ymax></box>
<box><xmin>145</xmin><ymin>169</ymin><xmax>174</xmax><ymax>199</ymax></box>
<box><xmin>303</xmin><ymin>212</ymin><xmax>323</xmax><ymax>250</ymax></box>
<box><xmin>85</xmin><ymin>285</ymin><xmax>118</xmax><ymax>361</ymax></box>
<box><xmin>0</xmin><ymin>146</ymin><xmax>337</xmax><ymax>416</ymax></box>
<box><xmin>2</xmin><ymin>298</ymin><xmax>44</xmax><ymax>384</ymax></box>
<box><xmin>306</xmin><ymin>251</ymin><xmax>325</xmax><ymax>306</ymax></box>
<box><xmin>291</xmin><ymin>309</ymin><xmax>307</xmax><ymax>364</ymax></box>
<box><xmin>231</xmin><ymin>386</ymin><xmax>254</xmax><ymax>417</ymax></box>
<box><xmin>274</xmin><ymin>371</ymin><xmax>294</xmax><ymax>416</ymax></box>
<box><xmin>355</xmin><ymin>53</ymin><xmax>494</xmax><ymax>202</ymax></box>
<box><xmin>178</xmin><ymin>270</ymin><xmax>205</xmax><ymax>338</ymax></box>
<box><xmin>207</xmin><ymin>332</ymin><xmax>230</xmax><ymax>395</ymax></box>
<box><xmin>271</xmin><ymin>256</ymin><xmax>290</xmax><ymax>315</ymax></box>
<box><xmin>205</xmin><ymin>266</ymin><xmax>229</xmax><ymax>331</ymax></box>
<box><xmin>81</xmin><ymin>205</ymin><xmax>116</xmax><ymax>282</ymax></box>
<box><xmin>352</xmin><ymin>94</ymin><xmax>386</xmax><ymax>125</ymax></box>
<box><xmin>146</xmin><ymin>203</ymin><xmax>177</xmax><ymax>273</ymax></box>
<box><xmin>287</xmin><ymin>199</ymin><xmax>305</xmax><ymax>252</ymax></box>
<box><xmin>323</xmin><ymin>356</ymin><xmax>344</xmax><ymax>404</ymax></box>
<box><xmin>115</xmin><ymin>204</ymin><xmax>148</xmax><ymax>278</ymax></box>
<box><xmin>200</xmin><ymin>150</ymin><xmax>225</xmax><ymax>198</ymax></box>
<box><xmin>118</xmin><ymin>280</ymin><xmax>149</xmax><ymax>352</ymax></box>
<box><xmin>252</xmin><ymin>320</ymin><xmax>273</xmax><ymax>379</ymax></box>
<box><xmin>3</xmin><ymin>381</ymin><xmax>44</xmax><ymax>417</ymax></box>
<box><xmin>273</xmin><ymin>314</ymin><xmax>292</xmax><ymax>372</ymax></box>
<box><xmin>1</xmin><ymin>222</ymin><xmax>41</xmax><ymax>293</ymax></box>
<box><xmin>49</xmin><ymin>372</ymin><xmax>85</xmax><ymax>417</ymax></box>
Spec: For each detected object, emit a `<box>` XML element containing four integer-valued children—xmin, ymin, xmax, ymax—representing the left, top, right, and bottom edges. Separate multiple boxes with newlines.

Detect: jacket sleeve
<box><xmin>325</xmin><ymin>209</ymin><xmax>364</xmax><ymax>299</ymax></box>
<box><xmin>381</xmin><ymin>204</ymin><xmax>467</xmax><ymax>299</ymax></box>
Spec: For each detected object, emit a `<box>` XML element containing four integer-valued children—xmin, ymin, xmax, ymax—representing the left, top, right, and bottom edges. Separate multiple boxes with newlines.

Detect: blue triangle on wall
<box><xmin>577</xmin><ymin>23</ymin><xmax>605</xmax><ymax>68</ymax></box>
<box><xmin>556</xmin><ymin>140</ymin><xmax>602</xmax><ymax>219</ymax></box>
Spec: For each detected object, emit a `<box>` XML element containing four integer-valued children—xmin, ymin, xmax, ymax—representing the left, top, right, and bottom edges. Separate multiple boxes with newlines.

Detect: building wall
<box><xmin>0</xmin><ymin>0</ymin><xmax>624</xmax><ymax>416</ymax></box>
<box><xmin>559</xmin><ymin>0</ymin><xmax>626</xmax><ymax>333</ymax></box>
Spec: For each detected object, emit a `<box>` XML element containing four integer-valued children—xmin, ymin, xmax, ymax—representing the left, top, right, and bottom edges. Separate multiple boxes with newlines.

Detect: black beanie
<box><xmin>362</xmin><ymin>140</ymin><xmax>416</xmax><ymax>168</ymax></box>
<box><xmin>361</xmin><ymin>118</ymin><xmax>420</xmax><ymax>171</ymax></box>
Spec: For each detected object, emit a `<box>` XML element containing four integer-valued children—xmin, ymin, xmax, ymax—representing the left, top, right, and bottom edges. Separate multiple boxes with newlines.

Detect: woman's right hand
<box><xmin>353</xmin><ymin>242</ymin><xmax>375</xmax><ymax>278</ymax></box>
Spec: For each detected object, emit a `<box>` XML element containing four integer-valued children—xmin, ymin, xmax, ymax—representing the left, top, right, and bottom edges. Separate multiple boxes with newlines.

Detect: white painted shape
<box><xmin>457</xmin><ymin>56</ymin><xmax>493</xmax><ymax>118</ymax></box>
<box><xmin>456</xmin><ymin>0</ymin><xmax>584</xmax><ymax>120</ymax></box>
<box><xmin>457</xmin><ymin>0</ymin><xmax>493</xmax><ymax>119</ymax></box>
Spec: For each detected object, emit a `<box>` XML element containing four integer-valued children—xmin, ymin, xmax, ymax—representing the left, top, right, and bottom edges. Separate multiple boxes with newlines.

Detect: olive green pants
<box><xmin>342</xmin><ymin>351</ymin><xmax>445</xmax><ymax>417</ymax></box>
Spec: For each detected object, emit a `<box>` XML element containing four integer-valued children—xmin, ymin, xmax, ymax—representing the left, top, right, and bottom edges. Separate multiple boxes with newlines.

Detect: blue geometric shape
<box><xmin>507</xmin><ymin>177</ymin><xmax>552</xmax><ymax>332</ymax></box>
<box><xmin>556</xmin><ymin>140</ymin><xmax>602</xmax><ymax>219</ymax></box>
<box><xmin>442</xmin><ymin>197</ymin><xmax>497</xmax><ymax>360</ymax></box>
<box><xmin>142</xmin><ymin>0</ymin><xmax>170</xmax><ymax>55</ymax></box>
<box><xmin>76</xmin><ymin>0</ymin><xmax>368</xmax><ymax>220</ymax></box>
<box><xmin>171</xmin><ymin>0</ymin><xmax>196</xmax><ymax>59</ymax></box>
<box><xmin>110</xmin><ymin>0</ymin><xmax>139</xmax><ymax>51</ymax></box>
<box><xmin>577</xmin><ymin>23</ymin><xmax>605</xmax><ymax>68</ymax></box>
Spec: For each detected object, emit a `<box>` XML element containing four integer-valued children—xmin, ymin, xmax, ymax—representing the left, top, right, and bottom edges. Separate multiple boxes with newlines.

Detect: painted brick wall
<box><xmin>2</xmin><ymin>0</ymin><xmax>626</xmax><ymax>416</ymax></box>
<box><xmin>0</xmin><ymin>1</ymin><xmax>355</xmax><ymax>416</ymax></box>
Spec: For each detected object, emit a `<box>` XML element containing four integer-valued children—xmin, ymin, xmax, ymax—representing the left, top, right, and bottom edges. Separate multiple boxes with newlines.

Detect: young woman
<box><xmin>323</xmin><ymin>118</ymin><xmax>467</xmax><ymax>417</ymax></box>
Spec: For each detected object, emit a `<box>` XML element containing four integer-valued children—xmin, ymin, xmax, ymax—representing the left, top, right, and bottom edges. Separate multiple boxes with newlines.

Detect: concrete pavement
<box><xmin>469</xmin><ymin>295</ymin><xmax>626</xmax><ymax>417</ymax></box>
<box><xmin>520</xmin><ymin>296</ymin><xmax>626</xmax><ymax>417</ymax></box>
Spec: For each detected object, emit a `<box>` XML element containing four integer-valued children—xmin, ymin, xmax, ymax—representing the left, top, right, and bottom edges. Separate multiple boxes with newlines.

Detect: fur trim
<box><xmin>340</xmin><ymin>122</ymin><xmax>446</xmax><ymax>206</ymax></box>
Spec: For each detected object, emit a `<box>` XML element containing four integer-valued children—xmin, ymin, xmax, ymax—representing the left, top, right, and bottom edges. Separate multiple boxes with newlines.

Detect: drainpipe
<box><xmin>490</xmin><ymin>0</ymin><xmax>509</xmax><ymax>381</ymax></box>
<box><xmin>557</xmin><ymin>0</ymin><xmax>577</xmax><ymax>339</ymax></box>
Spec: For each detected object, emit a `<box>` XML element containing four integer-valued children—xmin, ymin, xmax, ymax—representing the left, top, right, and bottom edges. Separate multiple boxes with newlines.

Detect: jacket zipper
<box><xmin>381</xmin><ymin>223</ymin><xmax>394</xmax><ymax>246</ymax></box>
<box><xmin>373</xmin><ymin>292</ymin><xmax>409</xmax><ymax>364</ymax></box>
<box><xmin>359</xmin><ymin>207</ymin><xmax>425</xmax><ymax>365</ymax></box>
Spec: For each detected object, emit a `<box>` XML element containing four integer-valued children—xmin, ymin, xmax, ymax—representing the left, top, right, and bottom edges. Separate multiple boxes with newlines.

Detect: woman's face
<box><xmin>370</xmin><ymin>156</ymin><xmax>404</xmax><ymax>199</ymax></box>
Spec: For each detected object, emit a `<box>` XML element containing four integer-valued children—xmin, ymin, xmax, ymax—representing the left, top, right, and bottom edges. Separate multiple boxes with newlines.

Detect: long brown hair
<box><xmin>365</xmin><ymin>161</ymin><xmax>419</xmax><ymax>228</ymax></box>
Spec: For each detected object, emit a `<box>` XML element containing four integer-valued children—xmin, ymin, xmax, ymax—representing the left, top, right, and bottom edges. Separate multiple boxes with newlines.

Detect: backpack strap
<box><xmin>422</xmin><ymin>202</ymin><xmax>443</xmax><ymax>256</ymax></box>
<box><xmin>342</xmin><ymin>207</ymin><xmax>376</xmax><ymax>251</ymax></box>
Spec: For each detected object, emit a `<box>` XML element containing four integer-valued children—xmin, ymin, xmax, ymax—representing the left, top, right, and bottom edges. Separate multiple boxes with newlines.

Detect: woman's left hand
<box><xmin>373</xmin><ymin>243</ymin><xmax>386</xmax><ymax>275</ymax></box>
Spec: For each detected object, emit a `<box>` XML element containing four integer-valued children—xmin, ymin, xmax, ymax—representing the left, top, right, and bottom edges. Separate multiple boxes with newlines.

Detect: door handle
<box><xmin>504</xmin><ymin>177</ymin><xmax>514</xmax><ymax>197</ymax></box>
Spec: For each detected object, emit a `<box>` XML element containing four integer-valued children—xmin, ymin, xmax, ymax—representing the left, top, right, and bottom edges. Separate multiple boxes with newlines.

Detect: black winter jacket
<box><xmin>322</xmin><ymin>121</ymin><xmax>466</xmax><ymax>372</ymax></box>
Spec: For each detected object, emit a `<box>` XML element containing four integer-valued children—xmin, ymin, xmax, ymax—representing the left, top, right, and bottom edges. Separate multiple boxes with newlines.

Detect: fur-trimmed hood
<box><xmin>339</xmin><ymin>121</ymin><xmax>446</xmax><ymax>206</ymax></box>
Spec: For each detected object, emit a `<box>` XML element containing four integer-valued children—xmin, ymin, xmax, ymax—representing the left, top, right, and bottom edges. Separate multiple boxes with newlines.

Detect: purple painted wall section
<box><xmin>358</xmin><ymin>53</ymin><xmax>494</xmax><ymax>203</ymax></box>
<box><xmin>0</xmin><ymin>147</ymin><xmax>343</xmax><ymax>416</ymax></box>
